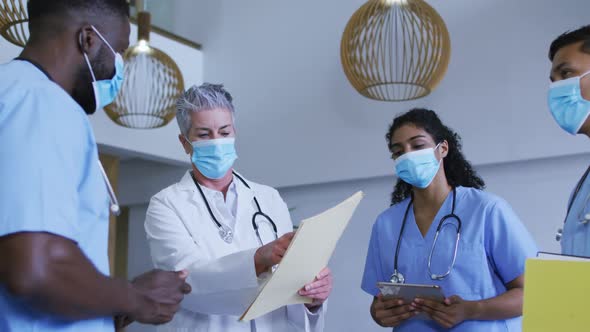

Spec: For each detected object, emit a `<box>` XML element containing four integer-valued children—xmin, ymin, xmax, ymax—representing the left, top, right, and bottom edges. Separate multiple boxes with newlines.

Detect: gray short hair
<box><xmin>176</xmin><ymin>83</ymin><xmax>235</xmax><ymax>137</ymax></box>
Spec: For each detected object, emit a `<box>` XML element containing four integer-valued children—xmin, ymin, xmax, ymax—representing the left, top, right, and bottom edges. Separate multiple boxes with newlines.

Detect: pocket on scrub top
<box><xmin>431</xmin><ymin>238</ymin><xmax>489</xmax><ymax>300</ymax></box>
<box><xmin>438</xmin><ymin>242</ymin><xmax>487</xmax><ymax>299</ymax></box>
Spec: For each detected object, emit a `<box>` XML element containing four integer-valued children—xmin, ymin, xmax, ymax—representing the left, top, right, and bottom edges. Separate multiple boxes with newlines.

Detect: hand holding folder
<box><xmin>240</xmin><ymin>191</ymin><xmax>364</xmax><ymax>321</ymax></box>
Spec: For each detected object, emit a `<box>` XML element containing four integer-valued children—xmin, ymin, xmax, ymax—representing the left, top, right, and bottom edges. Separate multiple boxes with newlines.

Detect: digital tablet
<box><xmin>377</xmin><ymin>282</ymin><xmax>445</xmax><ymax>320</ymax></box>
<box><xmin>377</xmin><ymin>282</ymin><xmax>445</xmax><ymax>302</ymax></box>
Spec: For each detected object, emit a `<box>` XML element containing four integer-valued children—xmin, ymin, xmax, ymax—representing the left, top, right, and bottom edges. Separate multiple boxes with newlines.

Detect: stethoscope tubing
<box><xmin>98</xmin><ymin>160</ymin><xmax>120</xmax><ymax>216</ymax></box>
<box><xmin>557</xmin><ymin>164</ymin><xmax>590</xmax><ymax>241</ymax></box>
<box><xmin>191</xmin><ymin>171</ymin><xmax>279</xmax><ymax>243</ymax></box>
<box><xmin>392</xmin><ymin>188</ymin><xmax>461</xmax><ymax>282</ymax></box>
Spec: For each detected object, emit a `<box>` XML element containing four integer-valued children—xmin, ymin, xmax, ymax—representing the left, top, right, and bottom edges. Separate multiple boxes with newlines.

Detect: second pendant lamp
<box><xmin>104</xmin><ymin>0</ymin><xmax>184</xmax><ymax>129</ymax></box>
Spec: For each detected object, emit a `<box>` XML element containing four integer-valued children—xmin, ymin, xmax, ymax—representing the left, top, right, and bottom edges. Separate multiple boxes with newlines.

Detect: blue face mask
<box><xmin>394</xmin><ymin>144</ymin><xmax>441</xmax><ymax>189</ymax></box>
<box><xmin>548</xmin><ymin>70</ymin><xmax>590</xmax><ymax>135</ymax></box>
<box><xmin>189</xmin><ymin>137</ymin><xmax>238</xmax><ymax>179</ymax></box>
<box><xmin>83</xmin><ymin>25</ymin><xmax>125</xmax><ymax>113</ymax></box>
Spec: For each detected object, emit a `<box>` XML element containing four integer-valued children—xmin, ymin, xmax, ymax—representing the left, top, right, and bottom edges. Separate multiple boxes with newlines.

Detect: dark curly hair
<box><xmin>386</xmin><ymin>108</ymin><xmax>485</xmax><ymax>205</ymax></box>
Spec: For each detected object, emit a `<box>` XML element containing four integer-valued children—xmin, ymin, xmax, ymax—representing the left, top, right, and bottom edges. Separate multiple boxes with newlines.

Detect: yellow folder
<box><xmin>523</xmin><ymin>257</ymin><xmax>590</xmax><ymax>331</ymax></box>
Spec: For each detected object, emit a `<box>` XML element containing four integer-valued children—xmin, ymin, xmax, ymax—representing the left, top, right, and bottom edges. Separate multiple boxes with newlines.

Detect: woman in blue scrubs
<box><xmin>361</xmin><ymin>108</ymin><xmax>537</xmax><ymax>331</ymax></box>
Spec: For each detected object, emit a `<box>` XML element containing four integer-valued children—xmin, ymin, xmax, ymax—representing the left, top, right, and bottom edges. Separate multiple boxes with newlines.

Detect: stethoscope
<box><xmin>556</xmin><ymin>165</ymin><xmax>590</xmax><ymax>242</ymax></box>
<box><xmin>98</xmin><ymin>161</ymin><xmax>121</xmax><ymax>216</ymax></box>
<box><xmin>390</xmin><ymin>188</ymin><xmax>462</xmax><ymax>284</ymax></box>
<box><xmin>13</xmin><ymin>57</ymin><xmax>122</xmax><ymax>217</ymax></box>
<box><xmin>190</xmin><ymin>171</ymin><xmax>279</xmax><ymax>245</ymax></box>
<box><xmin>13</xmin><ymin>58</ymin><xmax>121</xmax><ymax>216</ymax></box>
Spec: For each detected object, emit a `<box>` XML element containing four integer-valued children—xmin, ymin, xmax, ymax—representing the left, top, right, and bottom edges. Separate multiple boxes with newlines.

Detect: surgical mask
<box><xmin>394</xmin><ymin>144</ymin><xmax>441</xmax><ymax>189</ymax></box>
<box><xmin>189</xmin><ymin>137</ymin><xmax>238</xmax><ymax>179</ymax></box>
<box><xmin>83</xmin><ymin>25</ymin><xmax>125</xmax><ymax>113</ymax></box>
<box><xmin>548</xmin><ymin>70</ymin><xmax>590</xmax><ymax>135</ymax></box>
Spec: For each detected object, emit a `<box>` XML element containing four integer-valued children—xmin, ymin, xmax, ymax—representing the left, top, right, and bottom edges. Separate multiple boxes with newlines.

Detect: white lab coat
<box><xmin>144</xmin><ymin>171</ymin><xmax>326</xmax><ymax>332</ymax></box>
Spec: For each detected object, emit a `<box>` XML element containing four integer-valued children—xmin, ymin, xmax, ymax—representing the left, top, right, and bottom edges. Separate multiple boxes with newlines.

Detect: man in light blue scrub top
<box><xmin>0</xmin><ymin>1</ymin><xmax>191</xmax><ymax>331</ymax></box>
<box><xmin>547</xmin><ymin>26</ymin><xmax>590</xmax><ymax>257</ymax></box>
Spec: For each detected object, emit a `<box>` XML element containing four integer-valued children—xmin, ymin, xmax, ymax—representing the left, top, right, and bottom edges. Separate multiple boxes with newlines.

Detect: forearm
<box><xmin>0</xmin><ymin>233</ymin><xmax>139</xmax><ymax>320</ymax></box>
<box><xmin>470</xmin><ymin>287</ymin><xmax>523</xmax><ymax>321</ymax></box>
<box><xmin>28</xmin><ymin>262</ymin><xmax>136</xmax><ymax>319</ymax></box>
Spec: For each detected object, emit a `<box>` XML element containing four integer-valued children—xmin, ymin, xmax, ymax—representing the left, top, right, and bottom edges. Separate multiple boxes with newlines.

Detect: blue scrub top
<box><xmin>562</xmin><ymin>169</ymin><xmax>590</xmax><ymax>256</ymax></box>
<box><xmin>0</xmin><ymin>60</ymin><xmax>113</xmax><ymax>332</ymax></box>
<box><xmin>361</xmin><ymin>187</ymin><xmax>538</xmax><ymax>332</ymax></box>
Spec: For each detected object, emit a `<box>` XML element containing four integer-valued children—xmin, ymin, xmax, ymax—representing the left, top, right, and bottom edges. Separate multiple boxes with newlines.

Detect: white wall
<box><xmin>168</xmin><ymin>0</ymin><xmax>222</xmax><ymax>48</ymax></box>
<box><xmin>122</xmin><ymin>152</ymin><xmax>589</xmax><ymax>331</ymax></box>
<box><xmin>144</xmin><ymin>0</ymin><xmax>177</xmax><ymax>33</ymax></box>
<box><xmin>168</xmin><ymin>0</ymin><xmax>590</xmax><ymax>189</ymax></box>
<box><xmin>118</xmin><ymin>158</ymin><xmax>187</xmax><ymax>206</ymax></box>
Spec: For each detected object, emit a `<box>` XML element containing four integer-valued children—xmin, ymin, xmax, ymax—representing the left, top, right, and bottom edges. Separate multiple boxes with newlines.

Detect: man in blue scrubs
<box><xmin>548</xmin><ymin>26</ymin><xmax>590</xmax><ymax>256</ymax></box>
<box><xmin>0</xmin><ymin>1</ymin><xmax>191</xmax><ymax>331</ymax></box>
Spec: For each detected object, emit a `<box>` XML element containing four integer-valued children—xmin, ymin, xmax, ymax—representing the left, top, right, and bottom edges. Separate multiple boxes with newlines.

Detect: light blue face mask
<box><xmin>394</xmin><ymin>144</ymin><xmax>442</xmax><ymax>189</ymax></box>
<box><xmin>548</xmin><ymin>70</ymin><xmax>590</xmax><ymax>135</ymax></box>
<box><xmin>189</xmin><ymin>137</ymin><xmax>238</xmax><ymax>179</ymax></box>
<box><xmin>83</xmin><ymin>25</ymin><xmax>125</xmax><ymax>112</ymax></box>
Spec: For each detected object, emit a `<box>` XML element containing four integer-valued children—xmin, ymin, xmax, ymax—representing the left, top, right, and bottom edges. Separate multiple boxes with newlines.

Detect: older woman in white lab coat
<box><xmin>144</xmin><ymin>83</ymin><xmax>332</xmax><ymax>332</ymax></box>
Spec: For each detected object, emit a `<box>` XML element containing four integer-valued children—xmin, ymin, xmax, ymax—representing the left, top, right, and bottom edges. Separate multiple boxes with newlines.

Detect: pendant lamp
<box><xmin>104</xmin><ymin>0</ymin><xmax>184</xmax><ymax>129</ymax></box>
<box><xmin>341</xmin><ymin>0</ymin><xmax>451</xmax><ymax>101</ymax></box>
<box><xmin>0</xmin><ymin>0</ymin><xmax>28</xmax><ymax>47</ymax></box>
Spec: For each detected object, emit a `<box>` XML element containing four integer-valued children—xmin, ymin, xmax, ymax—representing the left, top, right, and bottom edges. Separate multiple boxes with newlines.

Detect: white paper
<box><xmin>239</xmin><ymin>191</ymin><xmax>364</xmax><ymax>321</ymax></box>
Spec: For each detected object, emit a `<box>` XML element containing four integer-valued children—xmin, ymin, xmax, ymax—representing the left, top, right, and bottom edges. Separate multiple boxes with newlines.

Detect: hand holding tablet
<box><xmin>377</xmin><ymin>282</ymin><xmax>445</xmax><ymax>320</ymax></box>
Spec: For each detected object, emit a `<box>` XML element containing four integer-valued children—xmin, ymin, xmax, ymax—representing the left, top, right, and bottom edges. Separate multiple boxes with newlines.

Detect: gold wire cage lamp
<box><xmin>105</xmin><ymin>5</ymin><xmax>184</xmax><ymax>129</ymax></box>
<box><xmin>0</xmin><ymin>0</ymin><xmax>28</xmax><ymax>47</ymax></box>
<box><xmin>341</xmin><ymin>0</ymin><xmax>451</xmax><ymax>101</ymax></box>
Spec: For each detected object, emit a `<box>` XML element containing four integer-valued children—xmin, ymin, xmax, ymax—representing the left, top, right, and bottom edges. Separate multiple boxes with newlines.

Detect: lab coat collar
<box><xmin>177</xmin><ymin>171</ymin><xmax>196</xmax><ymax>191</ymax></box>
<box><xmin>177</xmin><ymin>170</ymin><xmax>255</xmax><ymax>200</ymax></box>
<box><xmin>180</xmin><ymin>170</ymin><xmax>257</xmax><ymax>239</ymax></box>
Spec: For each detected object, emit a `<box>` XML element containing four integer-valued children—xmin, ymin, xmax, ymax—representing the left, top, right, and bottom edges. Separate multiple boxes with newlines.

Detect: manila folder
<box><xmin>239</xmin><ymin>191</ymin><xmax>364</xmax><ymax>321</ymax></box>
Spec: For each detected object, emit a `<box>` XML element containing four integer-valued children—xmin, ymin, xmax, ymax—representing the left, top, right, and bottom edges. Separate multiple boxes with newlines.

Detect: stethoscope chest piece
<box><xmin>556</xmin><ymin>228</ymin><xmax>563</xmax><ymax>242</ymax></box>
<box><xmin>191</xmin><ymin>171</ymin><xmax>278</xmax><ymax>245</ymax></box>
<box><xmin>219</xmin><ymin>224</ymin><xmax>234</xmax><ymax>244</ymax></box>
<box><xmin>390</xmin><ymin>270</ymin><xmax>405</xmax><ymax>284</ymax></box>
